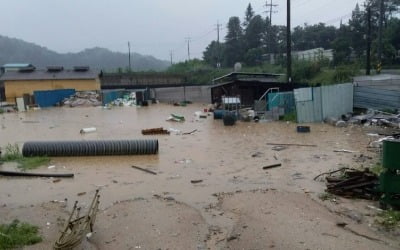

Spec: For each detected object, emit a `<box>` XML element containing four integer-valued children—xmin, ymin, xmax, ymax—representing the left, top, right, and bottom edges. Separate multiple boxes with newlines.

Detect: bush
<box><xmin>0</xmin><ymin>220</ymin><xmax>42</xmax><ymax>249</ymax></box>
<box><xmin>0</xmin><ymin>143</ymin><xmax>50</xmax><ymax>170</ymax></box>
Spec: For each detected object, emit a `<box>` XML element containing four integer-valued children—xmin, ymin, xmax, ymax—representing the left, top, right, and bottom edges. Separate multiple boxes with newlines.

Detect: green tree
<box><xmin>292</xmin><ymin>23</ymin><xmax>337</xmax><ymax>51</ymax></box>
<box><xmin>332</xmin><ymin>25</ymin><xmax>352</xmax><ymax>65</ymax></box>
<box><xmin>382</xmin><ymin>17</ymin><xmax>400</xmax><ymax>64</ymax></box>
<box><xmin>203</xmin><ymin>41</ymin><xmax>225</xmax><ymax>67</ymax></box>
<box><xmin>348</xmin><ymin>3</ymin><xmax>366</xmax><ymax>60</ymax></box>
<box><xmin>243</xmin><ymin>3</ymin><xmax>255</xmax><ymax>28</ymax></box>
<box><xmin>224</xmin><ymin>16</ymin><xmax>244</xmax><ymax>67</ymax></box>
<box><xmin>244</xmin><ymin>15</ymin><xmax>266</xmax><ymax>50</ymax></box>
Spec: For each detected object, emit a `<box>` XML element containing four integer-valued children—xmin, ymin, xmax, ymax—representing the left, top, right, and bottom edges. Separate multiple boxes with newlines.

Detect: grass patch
<box><xmin>370</xmin><ymin>163</ymin><xmax>384</xmax><ymax>176</ymax></box>
<box><xmin>0</xmin><ymin>108</ymin><xmax>4</xmax><ymax>114</ymax></box>
<box><xmin>280</xmin><ymin>112</ymin><xmax>297</xmax><ymax>122</ymax></box>
<box><xmin>376</xmin><ymin>210</ymin><xmax>400</xmax><ymax>230</ymax></box>
<box><xmin>0</xmin><ymin>219</ymin><xmax>42</xmax><ymax>249</ymax></box>
<box><xmin>0</xmin><ymin>143</ymin><xmax>50</xmax><ymax>170</ymax></box>
<box><xmin>318</xmin><ymin>192</ymin><xmax>335</xmax><ymax>201</ymax></box>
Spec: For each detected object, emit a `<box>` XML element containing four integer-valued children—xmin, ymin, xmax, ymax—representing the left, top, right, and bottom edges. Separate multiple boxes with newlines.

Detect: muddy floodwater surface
<box><xmin>0</xmin><ymin>103</ymin><xmax>399</xmax><ymax>249</ymax></box>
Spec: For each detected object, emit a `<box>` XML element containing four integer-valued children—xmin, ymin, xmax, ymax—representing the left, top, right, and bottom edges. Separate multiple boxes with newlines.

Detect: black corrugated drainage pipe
<box><xmin>22</xmin><ymin>139</ymin><xmax>158</xmax><ymax>157</ymax></box>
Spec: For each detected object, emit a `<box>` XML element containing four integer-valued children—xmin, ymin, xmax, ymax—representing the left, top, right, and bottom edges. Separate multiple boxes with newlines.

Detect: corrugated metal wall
<box><xmin>34</xmin><ymin>89</ymin><xmax>75</xmax><ymax>108</ymax></box>
<box><xmin>321</xmin><ymin>83</ymin><xmax>353</xmax><ymax>118</ymax></box>
<box><xmin>354</xmin><ymin>86</ymin><xmax>400</xmax><ymax>110</ymax></box>
<box><xmin>295</xmin><ymin>83</ymin><xmax>353</xmax><ymax>123</ymax></box>
<box><xmin>295</xmin><ymin>87</ymin><xmax>323</xmax><ymax>123</ymax></box>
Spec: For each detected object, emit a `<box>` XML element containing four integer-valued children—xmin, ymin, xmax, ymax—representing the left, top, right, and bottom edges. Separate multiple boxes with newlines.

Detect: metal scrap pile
<box><xmin>63</xmin><ymin>91</ymin><xmax>102</xmax><ymax>107</ymax></box>
<box><xmin>324</xmin><ymin>169</ymin><xmax>380</xmax><ymax>200</ymax></box>
<box><xmin>348</xmin><ymin>110</ymin><xmax>400</xmax><ymax>128</ymax></box>
<box><xmin>325</xmin><ymin>109</ymin><xmax>400</xmax><ymax>129</ymax></box>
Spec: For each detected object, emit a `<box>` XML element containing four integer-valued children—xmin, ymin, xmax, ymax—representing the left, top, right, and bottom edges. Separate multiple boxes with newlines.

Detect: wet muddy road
<box><xmin>0</xmin><ymin>104</ymin><xmax>398</xmax><ymax>249</ymax></box>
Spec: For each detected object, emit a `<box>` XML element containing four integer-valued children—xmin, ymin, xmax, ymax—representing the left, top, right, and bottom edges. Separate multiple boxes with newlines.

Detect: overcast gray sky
<box><xmin>0</xmin><ymin>0</ymin><xmax>362</xmax><ymax>62</ymax></box>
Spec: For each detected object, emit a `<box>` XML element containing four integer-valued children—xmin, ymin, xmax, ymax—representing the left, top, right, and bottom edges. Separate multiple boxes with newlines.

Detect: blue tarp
<box><xmin>34</xmin><ymin>89</ymin><xmax>75</xmax><ymax>107</ymax></box>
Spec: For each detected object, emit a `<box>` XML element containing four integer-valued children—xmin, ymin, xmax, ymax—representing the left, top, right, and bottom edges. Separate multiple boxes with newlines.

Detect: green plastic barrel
<box><xmin>382</xmin><ymin>139</ymin><xmax>400</xmax><ymax>170</ymax></box>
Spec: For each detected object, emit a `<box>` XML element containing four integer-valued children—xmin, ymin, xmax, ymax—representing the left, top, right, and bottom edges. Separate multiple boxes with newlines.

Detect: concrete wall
<box><xmin>5</xmin><ymin>79</ymin><xmax>100</xmax><ymax>103</ymax></box>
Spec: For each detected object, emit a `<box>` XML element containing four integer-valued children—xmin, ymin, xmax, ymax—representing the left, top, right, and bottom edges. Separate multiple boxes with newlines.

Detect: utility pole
<box><xmin>286</xmin><ymin>0</ymin><xmax>292</xmax><ymax>83</ymax></box>
<box><xmin>265</xmin><ymin>0</ymin><xmax>278</xmax><ymax>25</ymax></box>
<box><xmin>185</xmin><ymin>37</ymin><xmax>191</xmax><ymax>61</ymax></box>
<box><xmin>377</xmin><ymin>0</ymin><xmax>384</xmax><ymax>73</ymax></box>
<box><xmin>128</xmin><ymin>41</ymin><xmax>131</xmax><ymax>72</ymax></box>
<box><xmin>366</xmin><ymin>6</ymin><xmax>371</xmax><ymax>75</ymax></box>
<box><xmin>265</xmin><ymin>0</ymin><xmax>278</xmax><ymax>60</ymax></box>
<box><xmin>215</xmin><ymin>21</ymin><xmax>222</xmax><ymax>68</ymax></box>
<box><xmin>169</xmin><ymin>50</ymin><xmax>173</xmax><ymax>66</ymax></box>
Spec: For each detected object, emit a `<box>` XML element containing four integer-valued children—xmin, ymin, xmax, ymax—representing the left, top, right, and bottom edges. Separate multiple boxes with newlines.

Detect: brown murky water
<box><xmin>0</xmin><ymin>103</ymin><xmax>397</xmax><ymax>249</ymax></box>
<box><xmin>0</xmin><ymin>103</ymin><xmax>361</xmax><ymax>208</ymax></box>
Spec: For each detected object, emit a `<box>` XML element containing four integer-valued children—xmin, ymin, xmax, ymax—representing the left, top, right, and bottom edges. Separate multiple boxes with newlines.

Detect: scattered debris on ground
<box><xmin>182</xmin><ymin>129</ymin><xmax>198</xmax><ymax>135</ymax></box>
<box><xmin>62</xmin><ymin>91</ymin><xmax>102</xmax><ymax>107</ymax></box>
<box><xmin>166</xmin><ymin>113</ymin><xmax>185</xmax><ymax>122</ymax></box>
<box><xmin>320</xmin><ymin>168</ymin><xmax>380</xmax><ymax>200</ymax></box>
<box><xmin>131</xmin><ymin>165</ymin><xmax>157</xmax><ymax>175</ymax></box>
<box><xmin>0</xmin><ymin>170</ymin><xmax>74</xmax><ymax>178</ymax></box>
<box><xmin>141</xmin><ymin>127</ymin><xmax>170</xmax><ymax>135</ymax></box>
<box><xmin>333</xmin><ymin>149</ymin><xmax>358</xmax><ymax>153</ymax></box>
<box><xmin>266</xmin><ymin>142</ymin><xmax>317</xmax><ymax>147</ymax></box>
<box><xmin>105</xmin><ymin>92</ymin><xmax>137</xmax><ymax>107</ymax></box>
<box><xmin>326</xmin><ymin>109</ymin><xmax>400</xmax><ymax>130</ymax></box>
<box><xmin>54</xmin><ymin>190</ymin><xmax>100</xmax><ymax>249</ymax></box>
<box><xmin>262</xmin><ymin>163</ymin><xmax>282</xmax><ymax>170</ymax></box>
<box><xmin>80</xmin><ymin>127</ymin><xmax>97</xmax><ymax>134</ymax></box>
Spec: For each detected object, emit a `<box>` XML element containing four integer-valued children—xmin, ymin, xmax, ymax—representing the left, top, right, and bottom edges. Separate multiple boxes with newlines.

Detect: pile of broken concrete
<box><xmin>325</xmin><ymin>109</ymin><xmax>400</xmax><ymax>129</ymax></box>
<box><xmin>63</xmin><ymin>91</ymin><xmax>102</xmax><ymax>107</ymax></box>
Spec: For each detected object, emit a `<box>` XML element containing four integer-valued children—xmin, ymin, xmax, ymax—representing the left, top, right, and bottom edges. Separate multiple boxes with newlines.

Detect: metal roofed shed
<box><xmin>210</xmin><ymin>72</ymin><xmax>303</xmax><ymax>107</ymax></box>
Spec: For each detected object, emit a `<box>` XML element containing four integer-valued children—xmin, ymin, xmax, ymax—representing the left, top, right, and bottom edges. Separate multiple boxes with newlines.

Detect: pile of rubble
<box><xmin>63</xmin><ymin>92</ymin><xmax>102</xmax><ymax>107</ymax></box>
<box><xmin>325</xmin><ymin>109</ymin><xmax>400</xmax><ymax>129</ymax></box>
<box><xmin>105</xmin><ymin>93</ymin><xmax>137</xmax><ymax>107</ymax></box>
<box><xmin>325</xmin><ymin>169</ymin><xmax>380</xmax><ymax>200</ymax></box>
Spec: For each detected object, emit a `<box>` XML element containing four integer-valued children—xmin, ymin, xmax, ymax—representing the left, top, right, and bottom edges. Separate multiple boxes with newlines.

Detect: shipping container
<box><xmin>34</xmin><ymin>89</ymin><xmax>75</xmax><ymax>108</ymax></box>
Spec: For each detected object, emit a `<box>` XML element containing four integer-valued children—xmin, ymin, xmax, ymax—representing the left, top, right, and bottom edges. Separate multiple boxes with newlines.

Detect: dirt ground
<box><xmin>0</xmin><ymin>103</ymin><xmax>399</xmax><ymax>249</ymax></box>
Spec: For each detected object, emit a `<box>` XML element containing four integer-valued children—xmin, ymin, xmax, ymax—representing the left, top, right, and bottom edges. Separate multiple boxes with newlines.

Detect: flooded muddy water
<box><xmin>0</xmin><ymin>103</ymin><xmax>397</xmax><ymax>249</ymax></box>
<box><xmin>0</xmin><ymin>104</ymin><xmax>363</xmax><ymax>208</ymax></box>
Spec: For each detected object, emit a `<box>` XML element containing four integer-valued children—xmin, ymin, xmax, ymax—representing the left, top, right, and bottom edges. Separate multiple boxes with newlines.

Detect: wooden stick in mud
<box><xmin>266</xmin><ymin>143</ymin><xmax>317</xmax><ymax>147</ymax></box>
<box><xmin>0</xmin><ymin>170</ymin><xmax>74</xmax><ymax>178</ymax></box>
<box><xmin>262</xmin><ymin>163</ymin><xmax>282</xmax><ymax>170</ymax></box>
<box><xmin>131</xmin><ymin>165</ymin><xmax>157</xmax><ymax>175</ymax></box>
<box><xmin>183</xmin><ymin>129</ymin><xmax>198</xmax><ymax>135</ymax></box>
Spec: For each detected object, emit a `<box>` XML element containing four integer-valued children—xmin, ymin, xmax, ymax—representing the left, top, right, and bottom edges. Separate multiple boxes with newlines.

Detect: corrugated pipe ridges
<box><xmin>22</xmin><ymin>139</ymin><xmax>158</xmax><ymax>157</ymax></box>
